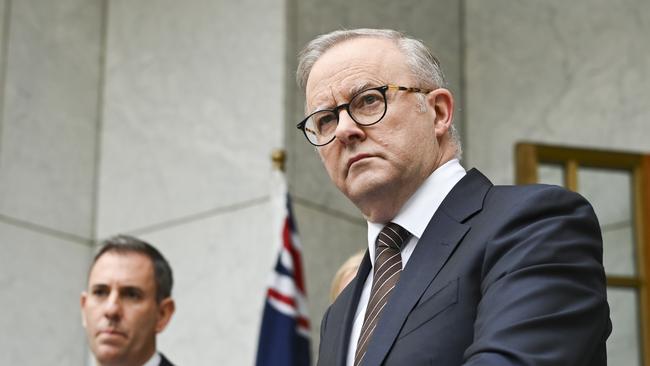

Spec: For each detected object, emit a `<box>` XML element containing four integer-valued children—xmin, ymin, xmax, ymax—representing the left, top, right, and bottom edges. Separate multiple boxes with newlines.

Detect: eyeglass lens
<box><xmin>304</xmin><ymin>88</ymin><xmax>387</xmax><ymax>145</ymax></box>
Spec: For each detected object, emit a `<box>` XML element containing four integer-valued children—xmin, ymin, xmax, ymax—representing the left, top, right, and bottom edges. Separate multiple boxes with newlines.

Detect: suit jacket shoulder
<box><xmin>317</xmin><ymin>169</ymin><xmax>611</xmax><ymax>366</ymax></box>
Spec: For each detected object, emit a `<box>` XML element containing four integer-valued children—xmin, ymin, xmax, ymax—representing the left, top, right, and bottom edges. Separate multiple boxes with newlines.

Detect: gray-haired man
<box><xmin>296</xmin><ymin>28</ymin><xmax>611</xmax><ymax>366</ymax></box>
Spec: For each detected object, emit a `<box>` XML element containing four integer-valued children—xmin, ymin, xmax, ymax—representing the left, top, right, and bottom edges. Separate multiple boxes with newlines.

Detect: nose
<box><xmin>334</xmin><ymin>110</ymin><xmax>366</xmax><ymax>146</ymax></box>
<box><xmin>104</xmin><ymin>292</ymin><xmax>122</xmax><ymax>321</ymax></box>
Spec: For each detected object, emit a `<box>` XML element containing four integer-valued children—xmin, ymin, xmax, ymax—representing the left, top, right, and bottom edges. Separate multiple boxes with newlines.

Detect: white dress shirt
<box><xmin>143</xmin><ymin>351</ymin><xmax>161</xmax><ymax>366</ymax></box>
<box><xmin>91</xmin><ymin>351</ymin><xmax>161</xmax><ymax>366</ymax></box>
<box><xmin>345</xmin><ymin>159</ymin><xmax>466</xmax><ymax>366</ymax></box>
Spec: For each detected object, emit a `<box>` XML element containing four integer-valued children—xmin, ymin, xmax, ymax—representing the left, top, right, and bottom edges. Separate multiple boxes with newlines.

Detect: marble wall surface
<box><xmin>137</xmin><ymin>202</ymin><xmax>277</xmax><ymax>365</ymax></box>
<box><xmin>97</xmin><ymin>0</ymin><xmax>285</xmax><ymax>238</ymax></box>
<box><xmin>0</xmin><ymin>0</ymin><xmax>102</xmax><ymax>239</ymax></box>
<box><xmin>464</xmin><ymin>0</ymin><xmax>650</xmax><ymax>183</ymax></box>
<box><xmin>0</xmin><ymin>0</ymin><xmax>4</xmax><ymax>91</ymax></box>
<box><xmin>0</xmin><ymin>0</ymin><xmax>101</xmax><ymax>364</ymax></box>
<box><xmin>0</xmin><ymin>223</ymin><xmax>91</xmax><ymax>365</ymax></box>
<box><xmin>1</xmin><ymin>0</ymin><xmax>287</xmax><ymax>364</ymax></box>
<box><xmin>97</xmin><ymin>0</ymin><xmax>286</xmax><ymax>365</ymax></box>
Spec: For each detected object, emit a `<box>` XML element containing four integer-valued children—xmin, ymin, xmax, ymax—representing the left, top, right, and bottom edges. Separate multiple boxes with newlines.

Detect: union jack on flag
<box><xmin>256</xmin><ymin>174</ymin><xmax>311</xmax><ymax>366</ymax></box>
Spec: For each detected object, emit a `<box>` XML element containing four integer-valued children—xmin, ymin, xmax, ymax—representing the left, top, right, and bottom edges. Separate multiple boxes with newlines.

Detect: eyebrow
<box><xmin>316</xmin><ymin>83</ymin><xmax>379</xmax><ymax>108</ymax></box>
<box><xmin>90</xmin><ymin>283</ymin><xmax>146</xmax><ymax>294</ymax></box>
<box><xmin>120</xmin><ymin>286</ymin><xmax>145</xmax><ymax>296</ymax></box>
<box><xmin>307</xmin><ymin>82</ymin><xmax>382</xmax><ymax>115</ymax></box>
<box><xmin>349</xmin><ymin>82</ymin><xmax>377</xmax><ymax>96</ymax></box>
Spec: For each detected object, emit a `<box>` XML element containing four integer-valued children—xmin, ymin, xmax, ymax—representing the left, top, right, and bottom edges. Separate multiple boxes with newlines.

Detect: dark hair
<box><xmin>90</xmin><ymin>235</ymin><xmax>173</xmax><ymax>303</ymax></box>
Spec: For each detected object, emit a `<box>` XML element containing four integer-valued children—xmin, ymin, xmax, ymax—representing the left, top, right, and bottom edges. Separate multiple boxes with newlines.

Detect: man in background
<box><xmin>81</xmin><ymin>235</ymin><xmax>176</xmax><ymax>366</ymax></box>
<box><xmin>296</xmin><ymin>28</ymin><xmax>611</xmax><ymax>365</ymax></box>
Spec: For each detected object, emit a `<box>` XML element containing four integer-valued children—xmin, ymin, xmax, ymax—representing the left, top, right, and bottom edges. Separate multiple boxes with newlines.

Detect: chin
<box><xmin>95</xmin><ymin>347</ymin><xmax>125</xmax><ymax>364</ymax></box>
<box><xmin>343</xmin><ymin>174</ymin><xmax>392</xmax><ymax>206</ymax></box>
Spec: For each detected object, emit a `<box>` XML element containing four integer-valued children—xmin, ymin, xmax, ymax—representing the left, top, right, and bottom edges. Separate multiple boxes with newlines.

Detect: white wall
<box><xmin>0</xmin><ymin>0</ymin><xmax>287</xmax><ymax>365</ymax></box>
<box><xmin>97</xmin><ymin>1</ymin><xmax>286</xmax><ymax>364</ymax></box>
<box><xmin>464</xmin><ymin>0</ymin><xmax>650</xmax><ymax>183</ymax></box>
<box><xmin>0</xmin><ymin>0</ymin><xmax>101</xmax><ymax>364</ymax></box>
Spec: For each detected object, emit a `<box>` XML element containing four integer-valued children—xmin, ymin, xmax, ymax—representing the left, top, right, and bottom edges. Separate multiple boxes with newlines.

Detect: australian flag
<box><xmin>256</xmin><ymin>191</ymin><xmax>311</xmax><ymax>366</ymax></box>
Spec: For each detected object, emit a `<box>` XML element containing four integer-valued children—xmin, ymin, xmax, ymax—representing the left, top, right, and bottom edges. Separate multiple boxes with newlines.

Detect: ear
<box><xmin>80</xmin><ymin>291</ymin><xmax>88</xmax><ymax>328</ymax></box>
<box><xmin>426</xmin><ymin>88</ymin><xmax>454</xmax><ymax>138</ymax></box>
<box><xmin>155</xmin><ymin>298</ymin><xmax>176</xmax><ymax>333</ymax></box>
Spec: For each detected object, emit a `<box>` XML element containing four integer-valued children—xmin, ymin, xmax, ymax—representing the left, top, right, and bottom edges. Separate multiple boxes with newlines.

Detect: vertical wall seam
<box><xmin>90</xmin><ymin>0</ymin><xmax>109</xmax><ymax>248</ymax></box>
<box><xmin>84</xmin><ymin>1</ymin><xmax>110</xmax><ymax>364</ymax></box>
<box><xmin>0</xmin><ymin>0</ymin><xmax>13</xmax><ymax>168</ymax></box>
<box><xmin>459</xmin><ymin>0</ymin><xmax>468</xmax><ymax>164</ymax></box>
<box><xmin>284</xmin><ymin>0</ymin><xmax>298</xmax><ymax>193</ymax></box>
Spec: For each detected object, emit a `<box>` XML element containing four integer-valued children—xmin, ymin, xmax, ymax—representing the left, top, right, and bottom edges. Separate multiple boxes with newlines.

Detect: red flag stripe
<box><xmin>267</xmin><ymin>288</ymin><xmax>296</xmax><ymax>308</ymax></box>
<box><xmin>297</xmin><ymin>316</ymin><xmax>310</xmax><ymax>329</ymax></box>
<box><xmin>283</xmin><ymin>219</ymin><xmax>306</xmax><ymax>293</ymax></box>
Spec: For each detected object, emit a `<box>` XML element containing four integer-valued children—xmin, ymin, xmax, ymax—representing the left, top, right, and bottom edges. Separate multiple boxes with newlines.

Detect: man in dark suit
<box><xmin>295</xmin><ymin>29</ymin><xmax>611</xmax><ymax>366</ymax></box>
<box><xmin>81</xmin><ymin>235</ymin><xmax>176</xmax><ymax>366</ymax></box>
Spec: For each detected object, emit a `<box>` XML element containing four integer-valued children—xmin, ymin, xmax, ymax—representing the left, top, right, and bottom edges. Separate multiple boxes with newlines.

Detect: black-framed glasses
<box><xmin>296</xmin><ymin>84</ymin><xmax>432</xmax><ymax>146</ymax></box>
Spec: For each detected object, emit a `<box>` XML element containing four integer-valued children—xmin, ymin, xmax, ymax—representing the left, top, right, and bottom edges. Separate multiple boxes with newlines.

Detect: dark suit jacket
<box><xmin>159</xmin><ymin>353</ymin><xmax>174</xmax><ymax>366</ymax></box>
<box><xmin>317</xmin><ymin>169</ymin><xmax>611</xmax><ymax>366</ymax></box>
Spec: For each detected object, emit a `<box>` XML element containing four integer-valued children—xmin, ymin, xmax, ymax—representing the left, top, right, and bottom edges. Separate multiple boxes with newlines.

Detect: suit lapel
<box><xmin>159</xmin><ymin>353</ymin><xmax>174</xmax><ymax>366</ymax></box>
<box><xmin>361</xmin><ymin>169</ymin><xmax>492</xmax><ymax>366</ymax></box>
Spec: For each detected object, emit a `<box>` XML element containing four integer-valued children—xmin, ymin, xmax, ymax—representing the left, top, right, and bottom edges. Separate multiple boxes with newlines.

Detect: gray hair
<box><xmin>296</xmin><ymin>28</ymin><xmax>461</xmax><ymax>159</ymax></box>
<box><xmin>89</xmin><ymin>235</ymin><xmax>173</xmax><ymax>303</ymax></box>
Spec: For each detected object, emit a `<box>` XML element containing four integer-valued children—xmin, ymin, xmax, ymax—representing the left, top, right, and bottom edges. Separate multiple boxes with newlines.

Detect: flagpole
<box><xmin>257</xmin><ymin>148</ymin><xmax>312</xmax><ymax>366</ymax></box>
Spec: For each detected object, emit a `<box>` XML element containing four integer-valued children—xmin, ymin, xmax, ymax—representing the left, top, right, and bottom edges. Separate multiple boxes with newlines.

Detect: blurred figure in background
<box><xmin>330</xmin><ymin>251</ymin><xmax>365</xmax><ymax>302</ymax></box>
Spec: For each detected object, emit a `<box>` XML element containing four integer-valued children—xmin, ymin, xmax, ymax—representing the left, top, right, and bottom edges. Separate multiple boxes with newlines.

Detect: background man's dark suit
<box><xmin>160</xmin><ymin>353</ymin><xmax>175</xmax><ymax>366</ymax></box>
<box><xmin>318</xmin><ymin>169</ymin><xmax>611</xmax><ymax>366</ymax></box>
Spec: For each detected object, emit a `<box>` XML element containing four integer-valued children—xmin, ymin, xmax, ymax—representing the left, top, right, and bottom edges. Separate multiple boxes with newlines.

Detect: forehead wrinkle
<box><xmin>305</xmin><ymin>38</ymin><xmax>407</xmax><ymax>114</ymax></box>
<box><xmin>308</xmin><ymin>87</ymin><xmax>336</xmax><ymax>113</ymax></box>
<box><xmin>324</xmin><ymin>65</ymin><xmax>384</xmax><ymax>96</ymax></box>
<box><xmin>349</xmin><ymin>81</ymin><xmax>381</xmax><ymax>96</ymax></box>
<box><xmin>307</xmin><ymin>71</ymin><xmax>385</xmax><ymax>113</ymax></box>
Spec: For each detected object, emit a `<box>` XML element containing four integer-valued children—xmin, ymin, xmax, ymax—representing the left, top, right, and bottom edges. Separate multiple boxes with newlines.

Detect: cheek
<box><xmin>127</xmin><ymin>311</ymin><xmax>156</xmax><ymax>341</ymax></box>
<box><xmin>375</xmin><ymin>130</ymin><xmax>411</xmax><ymax>162</ymax></box>
<box><xmin>410</xmin><ymin>119</ymin><xmax>437</xmax><ymax>146</ymax></box>
<box><xmin>84</xmin><ymin>307</ymin><xmax>99</xmax><ymax>325</ymax></box>
<box><xmin>392</xmin><ymin>127</ymin><xmax>436</xmax><ymax>167</ymax></box>
<box><xmin>319</xmin><ymin>149</ymin><xmax>341</xmax><ymax>179</ymax></box>
<box><xmin>137</xmin><ymin>306</ymin><xmax>161</xmax><ymax>328</ymax></box>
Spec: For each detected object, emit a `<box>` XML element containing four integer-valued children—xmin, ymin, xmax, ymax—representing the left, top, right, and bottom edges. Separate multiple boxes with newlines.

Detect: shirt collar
<box><xmin>142</xmin><ymin>351</ymin><xmax>161</xmax><ymax>366</ymax></box>
<box><xmin>367</xmin><ymin>159</ymin><xmax>466</xmax><ymax>255</ymax></box>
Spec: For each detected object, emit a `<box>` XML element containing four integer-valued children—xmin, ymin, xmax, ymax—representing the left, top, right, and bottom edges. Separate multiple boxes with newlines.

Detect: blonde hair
<box><xmin>330</xmin><ymin>250</ymin><xmax>365</xmax><ymax>302</ymax></box>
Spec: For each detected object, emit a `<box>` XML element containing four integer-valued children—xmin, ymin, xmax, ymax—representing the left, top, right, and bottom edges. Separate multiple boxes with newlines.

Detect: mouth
<box><xmin>347</xmin><ymin>153</ymin><xmax>374</xmax><ymax>171</ymax></box>
<box><xmin>97</xmin><ymin>329</ymin><xmax>127</xmax><ymax>339</ymax></box>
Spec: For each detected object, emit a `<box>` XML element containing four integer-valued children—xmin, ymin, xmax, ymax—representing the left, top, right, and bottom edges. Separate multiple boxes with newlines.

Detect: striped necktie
<box><xmin>354</xmin><ymin>222</ymin><xmax>411</xmax><ymax>366</ymax></box>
